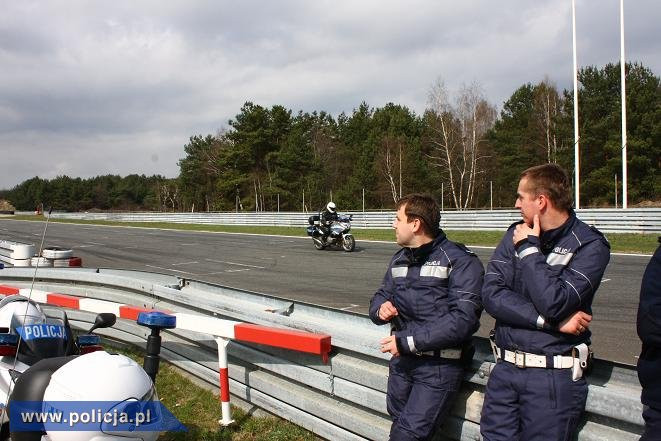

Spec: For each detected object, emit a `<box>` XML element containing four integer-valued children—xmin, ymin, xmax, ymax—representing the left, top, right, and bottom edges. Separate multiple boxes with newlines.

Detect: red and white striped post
<box><xmin>0</xmin><ymin>285</ymin><xmax>332</xmax><ymax>429</ymax></box>
<box><xmin>215</xmin><ymin>337</ymin><xmax>234</xmax><ymax>426</ymax></box>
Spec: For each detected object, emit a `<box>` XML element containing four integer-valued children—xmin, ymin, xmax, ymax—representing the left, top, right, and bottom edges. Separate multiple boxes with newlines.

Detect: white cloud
<box><xmin>0</xmin><ymin>0</ymin><xmax>658</xmax><ymax>189</ymax></box>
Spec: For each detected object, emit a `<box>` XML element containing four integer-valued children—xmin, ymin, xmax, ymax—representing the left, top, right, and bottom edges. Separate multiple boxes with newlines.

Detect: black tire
<box><xmin>342</xmin><ymin>235</ymin><xmax>355</xmax><ymax>252</ymax></box>
<box><xmin>313</xmin><ymin>238</ymin><xmax>325</xmax><ymax>250</ymax></box>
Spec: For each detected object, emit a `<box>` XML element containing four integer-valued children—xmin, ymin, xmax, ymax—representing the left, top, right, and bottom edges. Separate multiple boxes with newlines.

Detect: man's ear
<box><xmin>538</xmin><ymin>194</ymin><xmax>549</xmax><ymax>212</ymax></box>
<box><xmin>411</xmin><ymin>217</ymin><xmax>421</xmax><ymax>234</ymax></box>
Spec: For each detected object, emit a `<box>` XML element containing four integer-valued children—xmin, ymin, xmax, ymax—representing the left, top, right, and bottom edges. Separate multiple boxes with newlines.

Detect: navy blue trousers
<box><xmin>387</xmin><ymin>355</ymin><xmax>463</xmax><ymax>441</ymax></box>
<box><xmin>641</xmin><ymin>405</ymin><xmax>661</xmax><ymax>441</ymax></box>
<box><xmin>480</xmin><ymin>361</ymin><xmax>587</xmax><ymax>441</ymax></box>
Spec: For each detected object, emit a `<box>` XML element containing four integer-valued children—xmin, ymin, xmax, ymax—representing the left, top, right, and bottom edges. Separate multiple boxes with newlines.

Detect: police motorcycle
<box><xmin>306</xmin><ymin>208</ymin><xmax>356</xmax><ymax>252</ymax></box>
<box><xmin>0</xmin><ymin>295</ymin><xmax>175</xmax><ymax>441</ymax></box>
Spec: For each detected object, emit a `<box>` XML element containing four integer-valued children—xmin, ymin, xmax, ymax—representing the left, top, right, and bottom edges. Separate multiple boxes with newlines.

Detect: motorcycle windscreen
<box><xmin>15</xmin><ymin>321</ymin><xmax>69</xmax><ymax>365</ymax></box>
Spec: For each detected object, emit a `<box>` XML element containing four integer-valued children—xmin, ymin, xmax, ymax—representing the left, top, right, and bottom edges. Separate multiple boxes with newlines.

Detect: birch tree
<box><xmin>378</xmin><ymin>135</ymin><xmax>402</xmax><ymax>204</ymax></box>
<box><xmin>533</xmin><ymin>79</ymin><xmax>562</xmax><ymax>163</ymax></box>
<box><xmin>425</xmin><ymin>79</ymin><xmax>496</xmax><ymax>210</ymax></box>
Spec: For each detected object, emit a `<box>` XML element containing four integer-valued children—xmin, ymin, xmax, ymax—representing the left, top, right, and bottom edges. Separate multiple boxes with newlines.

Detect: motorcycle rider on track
<box><xmin>320</xmin><ymin>202</ymin><xmax>339</xmax><ymax>242</ymax></box>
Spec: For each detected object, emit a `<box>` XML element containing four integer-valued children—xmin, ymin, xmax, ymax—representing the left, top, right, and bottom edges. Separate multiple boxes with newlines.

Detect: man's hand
<box><xmin>558</xmin><ymin>311</ymin><xmax>592</xmax><ymax>335</ymax></box>
<box><xmin>378</xmin><ymin>300</ymin><xmax>399</xmax><ymax>321</ymax></box>
<box><xmin>380</xmin><ymin>335</ymin><xmax>400</xmax><ymax>357</ymax></box>
<box><xmin>513</xmin><ymin>214</ymin><xmax>541</xmax><ymax>245</ymax></box>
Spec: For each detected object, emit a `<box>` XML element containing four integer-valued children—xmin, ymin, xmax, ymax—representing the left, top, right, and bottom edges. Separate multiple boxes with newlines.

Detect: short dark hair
<box><xmin>395</xmin><ymin>193</ymin><xmax>440</xmax><ymax>237</ymax></box>
<box><xmin>520</xmin><ymin>164</ymin><xmax>573</xmax><ymax>212</ymax></box>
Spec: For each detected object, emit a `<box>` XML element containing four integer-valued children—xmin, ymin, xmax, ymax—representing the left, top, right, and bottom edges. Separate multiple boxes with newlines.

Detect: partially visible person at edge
<box><xmin>480</xmin><ymin>163</ymin><xmax>611</xmax><ymax>440</ymax></box>
<box><xmin>369</xmin><ymin>193</ymin><xmax>483</xmax><ymax>441</ymax></box>
<box><xmin>637</xmin><ymin>237</ymin><xmax>661</xmax><ymax>441</ymax></box>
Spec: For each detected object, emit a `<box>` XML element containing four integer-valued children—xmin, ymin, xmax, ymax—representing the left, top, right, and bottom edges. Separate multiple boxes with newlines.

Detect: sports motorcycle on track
<box><xmin>0</xmin><ymin>295</ymin><xmax>173</xmax><ymax>441</ymax></box>
<box><xmin>306</xmin><ymin>213</ymin><xmax>356</xmax><ymax>252</ymax></box>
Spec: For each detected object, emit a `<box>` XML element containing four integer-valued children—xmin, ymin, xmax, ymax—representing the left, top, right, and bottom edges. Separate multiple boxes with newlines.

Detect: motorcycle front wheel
<box><xmin>342</xmin><ymin>235</ymin><xmax>355</xmax><ymax>252</ymax></box>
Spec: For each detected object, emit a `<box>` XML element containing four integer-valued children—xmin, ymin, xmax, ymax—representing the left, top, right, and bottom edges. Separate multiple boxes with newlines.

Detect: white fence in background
<box><xmin>47</xmin><ymin>208</ymin><xmax>661</xmax><ymax>234</ymax></box>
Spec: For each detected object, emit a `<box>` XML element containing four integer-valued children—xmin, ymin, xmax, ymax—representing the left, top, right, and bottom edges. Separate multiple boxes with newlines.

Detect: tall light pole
<box><xmin>572</xmin><ymin>0</ymin><xmax>581</xmax><ymax>209</ymax></box>
<box><xmin>620</xmin><ymin>0</ymin><xmax>628</xmax><ymax>209</ymax></box>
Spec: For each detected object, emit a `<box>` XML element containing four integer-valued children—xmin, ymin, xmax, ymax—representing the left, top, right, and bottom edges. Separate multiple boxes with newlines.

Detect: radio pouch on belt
<box><xmin>488</xmin><ymin>329</ymin><xmax>499</xmax><ymax>363</ymax></box>
<box><xmin>461</xmin><ymin>342</ymin><xmax>476</xmax><ymax>367</ymax></box>
<box><xmin>572</xmin><ymin>343</ymin><xmax>590</xmax><ymax>381</ymax></box>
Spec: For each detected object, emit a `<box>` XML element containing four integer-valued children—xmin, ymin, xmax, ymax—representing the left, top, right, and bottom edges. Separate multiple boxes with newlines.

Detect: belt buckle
<box><xmin>514</xmin><ymin>350</ymin><xmax>526</xmax><ymax>368</ymax></box>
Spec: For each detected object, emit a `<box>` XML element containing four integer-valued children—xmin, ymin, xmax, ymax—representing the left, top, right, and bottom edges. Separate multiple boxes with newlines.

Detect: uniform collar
<box><xmin>398</xmin><ymin>230</ymin><xmax>446</xmax><ymax>265</ymax></box>
<box><xmin>539</xmin><ymin>210</ymin><xmax>576</xmax><ymax>253</ymax></box>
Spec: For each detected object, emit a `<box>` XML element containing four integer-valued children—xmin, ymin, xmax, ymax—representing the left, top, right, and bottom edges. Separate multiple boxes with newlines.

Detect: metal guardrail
<box><xmin>45</xmin><ymin>208</ymin><xmax>661</xmax><ymax>234</ymax></box>
<box><xmin>0</xmin><ymin>267</ymin><xmax>645</xmax><ymax>440</ymax></box>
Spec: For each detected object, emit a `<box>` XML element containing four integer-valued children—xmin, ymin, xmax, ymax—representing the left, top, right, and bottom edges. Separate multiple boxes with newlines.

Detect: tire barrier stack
<box><xmin>0</xmin><ymin>240</ymin><xmax>35</xmax><ymax>267</ymax></box>
<box><xmin>0</xmin><ymin>267</ymin><xmax>646</xmax><ymax>440</ymax></box>
<box><xmin>0</xmin><ymin>241</ymin><xmax>82</xmax><ymax>268</ymax></box>
<box><xmin>41</xmin><ymin>247</ymin><xmax>83</xmax><ymax>267</ymax></box>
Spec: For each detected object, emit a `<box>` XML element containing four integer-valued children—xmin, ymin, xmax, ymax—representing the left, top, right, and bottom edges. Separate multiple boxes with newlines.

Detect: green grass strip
<box><xmin>113</xmin><ymin>347</ymin><xmax>319</xmax><ymax>441</ymax></box>
<box><xmin>5</xmin><ymin>215</ymin><xmax>658</xmax><ymax>254</ymax></box>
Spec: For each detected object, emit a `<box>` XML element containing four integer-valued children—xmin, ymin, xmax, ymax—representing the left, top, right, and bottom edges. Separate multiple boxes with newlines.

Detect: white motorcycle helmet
<box><xmin>0</xmin><ymin>295</ymin><xmax>72</xmax><ymax>364</ymax></box>
<box><xmin>43</xmin><ymin>351</ymin><xmax>160</xmax><ymax>441</ymax></box>
<box><xmin>0</xmin><ymin>295</ymin><xmax>46</xmax><ymax>332</ymax></box>
<box><xmin>326</xmin><ymin>202</ymin><xmax>336</xmax><ymax>213</ymax></box>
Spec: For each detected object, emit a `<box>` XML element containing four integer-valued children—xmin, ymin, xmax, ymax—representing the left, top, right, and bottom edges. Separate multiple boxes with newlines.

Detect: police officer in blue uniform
<box><xmin>637</xmin><ymin>237</ymin><xmax>661</xmax><ymax>441</ymax></box>
<box><xmin>369</xmin><ymin>193</ymin><xmax>483</xmax><ymax>441</ymax></box>
<box><xmin>480</xmin><ymin>164</ymin><xmax>610</xmax><ymax>440</ymax></box>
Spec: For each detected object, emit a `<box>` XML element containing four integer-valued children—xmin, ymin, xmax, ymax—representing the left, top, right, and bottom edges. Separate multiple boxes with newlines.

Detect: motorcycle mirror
<box><xmin>87</xmin><ymin>313</ymin><xmax>117</xmax><ymax>334</ymax></box>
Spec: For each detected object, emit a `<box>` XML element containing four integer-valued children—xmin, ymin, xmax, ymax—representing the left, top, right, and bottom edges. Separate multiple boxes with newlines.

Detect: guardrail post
<box><xmin>215</xmin><ymin>336</ymin><xmax>234</xmax><ymax>426</ymax></box>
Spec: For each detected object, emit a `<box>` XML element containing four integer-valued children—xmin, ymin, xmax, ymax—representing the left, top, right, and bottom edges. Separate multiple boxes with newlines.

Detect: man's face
<box><xmin>515</xmin><ymin>178</ymin><xmax>540</xmax><ymax>226</ymax></box>
<box><xmin>393</xmin><ymin>204</ymin><xmax>416</xmax><ymax>247</ymax></box>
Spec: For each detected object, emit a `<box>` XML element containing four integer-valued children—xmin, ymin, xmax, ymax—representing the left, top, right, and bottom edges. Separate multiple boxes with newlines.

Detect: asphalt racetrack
<box><xmin>0</xmin><ymin>219</ymin><xmax>652</xmax><ymax>365</ymax></box>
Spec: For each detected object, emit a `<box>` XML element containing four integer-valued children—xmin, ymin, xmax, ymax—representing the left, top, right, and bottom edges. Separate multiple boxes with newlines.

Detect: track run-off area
<box><xmin>0</xmin><ymin>219</ymin><xmax>652</xmax><ymax>366</ymax></box>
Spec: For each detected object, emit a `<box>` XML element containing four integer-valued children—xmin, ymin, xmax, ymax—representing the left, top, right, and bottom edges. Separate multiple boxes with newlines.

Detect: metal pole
<box><xmin>615</xmin><ymin>174</ymin><xmax>618</xmax><ymax>209</ymax></box>
<box><xmin>215</xmin><ymin>337</ymin><xmax>234</xmax><ymax>426</ymax></box>
<box><xmin>399</xmin><ymin>142</ymin><xmax>402</xmax><ymax>199</ymax></box>
<box><xmin>441</xmin><ymin>183</ymin><xmax>444</xmax><ymax>212</ymax></box>
<box><xmin>572</xmin><ymin>0</ymin><xmax>581</xmax><ymax>210</ymax></box>
<box><xmin>302</xmin><ymin>190</ymin><xmax>305</xmax><ymax>213</ymax></box>
<box><xmin>362</xmin><ymin>188</ymin><xmax>365</xmax><ymax>213</ymax></box>
<box><xmin>620</xmin><ymin>0</ymin><xmax>628</xmax><ymax>209</ymax></box>
<box><xmin>362</xmin><ymin>188</ymin><xmax>366</xmax><ymax>228</ymax></box>
<box><xmin>277</xmin><ymin>194</ymin><xmax>280</xmax><ymax>213</ymax></box>
<box><xmin>490</xmin><ymin>181</ymin><xmax>493</xmax><ymax>210</ymax></box>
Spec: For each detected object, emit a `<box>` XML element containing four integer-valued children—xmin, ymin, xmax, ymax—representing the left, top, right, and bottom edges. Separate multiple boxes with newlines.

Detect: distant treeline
<box><xmin>2</xmin><ymin>62</ymin><xmax>659</xmax><ymax>212</ymax></box>
<box><xmin>0</xmin><ymin>174</ymin><xmax>169</xmax><ymax>212</ymax></box>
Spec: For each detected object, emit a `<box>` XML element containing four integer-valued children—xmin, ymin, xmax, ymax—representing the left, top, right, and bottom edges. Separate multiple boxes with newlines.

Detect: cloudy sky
<box><xmin>1</xmin><ymin>0</ymin><xmax>658</xmax><ymax>190</ymax></box>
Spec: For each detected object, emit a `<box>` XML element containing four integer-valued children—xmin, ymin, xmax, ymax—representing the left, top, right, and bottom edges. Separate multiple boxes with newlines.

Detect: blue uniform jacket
<box><xmin>637</xmin><ymin>242</ymin><xmax>661</xmax><ymax>408</ymax></box>
<box><xmin>369</xmin><ymin>231</ymin><xmax>483</xmax><ymax>355</ymax></box>
<box><xmin>482</xmin><ymin>211</ymin><xmax>610</xmax><ymax>355</ymax></box>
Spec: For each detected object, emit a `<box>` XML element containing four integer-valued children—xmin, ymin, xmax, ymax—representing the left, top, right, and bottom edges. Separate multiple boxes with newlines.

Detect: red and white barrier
<box><xmin>0</xmin><ymin>284</ymin><xmax>332</xmax><ymax>425</ymax></box>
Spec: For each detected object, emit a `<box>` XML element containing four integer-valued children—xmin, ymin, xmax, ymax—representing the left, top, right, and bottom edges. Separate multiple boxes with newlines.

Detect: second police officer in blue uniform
<box><xmin>369</xmin><ymin>193</ymin><xmax>483</xmax><ymax>440</ymax></box>
<box><xmin>637</xmin><ymin>237</ymin><xmax>661</xmax><ymax>441</ymax></box>
<box><xmin>480</xmin><ymin>164</ymin><xmax>611</xmax><ymax>440</ymax></box>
